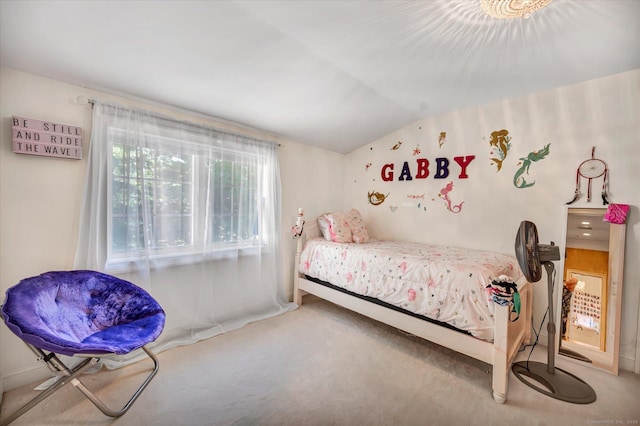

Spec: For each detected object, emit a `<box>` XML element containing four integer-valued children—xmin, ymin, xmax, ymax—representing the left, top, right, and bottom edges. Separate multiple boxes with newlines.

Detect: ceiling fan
<box><xmin>511</xmin><ymin>220</ymin><xmax>596</xmax><ymax>404</ymax></box>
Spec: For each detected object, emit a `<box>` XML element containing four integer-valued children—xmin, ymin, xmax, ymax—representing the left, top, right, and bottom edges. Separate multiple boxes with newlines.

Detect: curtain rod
<box><xmin>77</xmin><ymin>96</ymin><xmax>96</xmax><ymax>106</ymax></box>
<box><xmin>75</xmin><ymin>96</ymin><xmax>282</xmax><ymax>148</ymax></box>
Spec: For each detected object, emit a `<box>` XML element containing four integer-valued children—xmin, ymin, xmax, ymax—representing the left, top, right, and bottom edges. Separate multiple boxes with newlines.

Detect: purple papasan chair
<box><xmin>1</xmin><ymin>270</ymin><xmax>165</xmax><ymax>425</ymax></box>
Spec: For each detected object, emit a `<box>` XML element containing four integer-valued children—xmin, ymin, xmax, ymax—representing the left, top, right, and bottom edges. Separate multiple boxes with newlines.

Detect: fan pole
<box><xmin>544</xmin><ymin>261</ymin><xmax>556</xmax><ymax>374</ymax></box>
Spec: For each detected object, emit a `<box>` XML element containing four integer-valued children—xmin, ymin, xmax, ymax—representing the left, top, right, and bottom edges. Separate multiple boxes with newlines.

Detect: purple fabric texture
<box><xmin>1</xmin><ymin>271</ymin><xmax>165</xmax><ymax>356</ymax></box>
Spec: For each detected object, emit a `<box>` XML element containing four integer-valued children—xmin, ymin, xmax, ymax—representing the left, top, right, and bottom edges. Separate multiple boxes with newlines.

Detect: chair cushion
<box><xmin>2</xmin><ymin>271</ymin><xmax>165</xmax><ymax>356</ymax></box>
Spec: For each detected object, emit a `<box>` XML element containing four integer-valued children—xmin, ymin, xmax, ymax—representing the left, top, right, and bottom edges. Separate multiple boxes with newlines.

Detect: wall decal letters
<box><xmin>399</xmin><ymin>162</ymin><xmax>413</xmax><ymax>181</ymax></box>
<box><xmin>434</xmin><ymin>158</ymin><xmax>449</xmax><ymax>179</ymax></box>
<box><xmin>415</xmin><ymin>159</ymin><xmax>429</xmax><ymax>179</ymax></box>
<box><xmin>380</xmin><ymin>155</ymin><xmax>475</xmax><ymax>182</ymax></box>
<box><xmin>453</xmin><ymin>155</ymin><xmax>475</xmax><ymax>179</ymax></box>
<box><xmin>381</xmin><ymin>163</ymin><xmax>394</xmax><ymax>181</ymax></box>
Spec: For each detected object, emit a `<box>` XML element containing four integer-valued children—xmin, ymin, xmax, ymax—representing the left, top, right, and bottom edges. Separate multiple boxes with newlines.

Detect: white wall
<box><xmin>0</xmin><ymin>67</ymin><xmax>345</xmax><ymax>393</ymax></box>
<box><xmin>344</xmin><ymin>69</ymin><xmax>640</xmax><ymax>372</ymax></box>
<box><xmin>280</xmin><ymin>141</ymin><xmax>345</xmax><ymax>300</ymax></box>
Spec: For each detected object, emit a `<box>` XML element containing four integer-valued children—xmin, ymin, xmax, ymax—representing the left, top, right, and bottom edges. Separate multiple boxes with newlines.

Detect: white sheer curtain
<box><xmin>75</xmin><ymin>102</ymin><xmax>295</xmax><ymax>366</ymax></box>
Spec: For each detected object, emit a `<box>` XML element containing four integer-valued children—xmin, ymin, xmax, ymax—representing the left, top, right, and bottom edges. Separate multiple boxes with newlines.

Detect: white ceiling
<box><xmin>1</xmin><ymin>1</ymin><xmax>639</xmax><ymax>153</ymax></box>
<box><xmin>565</xmin><ymin>208</ymin><xmax>611</xmax><ymax>253</ymax></box>
<box><xmin>566</xmin><ymin>209</ymin><xmax>610</xmax><ymax>244</ymax></box>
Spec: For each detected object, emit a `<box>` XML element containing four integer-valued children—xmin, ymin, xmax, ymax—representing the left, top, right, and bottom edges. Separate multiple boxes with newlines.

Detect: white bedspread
<box><xmin>299</xmin><ymin>239</ymin><xmax>523</xmax><ymax>341</ymax></box>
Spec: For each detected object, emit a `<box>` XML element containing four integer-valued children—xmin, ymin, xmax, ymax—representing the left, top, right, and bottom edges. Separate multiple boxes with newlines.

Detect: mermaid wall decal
<box><xmin>368</xmin><ymin>191</ymin><xmax>389</xmax><ymax>206</ymax></box>
<box><xmin>489</xmin><ymin>129</ymin><xmax>511</xmax><ymax>172</ymax></box>
<box><xmin>438</xmin><ymin>132</ymin><xmax>447</xmax><ymax>148</ymax></box>
<box><xmin>513</xmin><ymin>143</ymin><xmax>551</xmax><ymax>189</ymax></box>
<box><xmin>438</xmin><ymin>181</ymin><xmax>464</xmax><ymax>213</ymax></box>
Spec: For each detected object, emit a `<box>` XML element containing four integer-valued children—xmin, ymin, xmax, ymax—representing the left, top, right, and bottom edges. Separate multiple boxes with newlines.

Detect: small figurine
<box><xmin>291</xmin><ymin>208</ymin><xmax>305</xmax><ymax>238</ymax></box>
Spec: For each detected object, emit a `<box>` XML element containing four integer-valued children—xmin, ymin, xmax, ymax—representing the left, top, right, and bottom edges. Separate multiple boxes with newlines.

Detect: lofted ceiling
<box><xmin>1</xmin><ymin>0</ymin><xmax>639</xmax><ymax>153</ymax></box>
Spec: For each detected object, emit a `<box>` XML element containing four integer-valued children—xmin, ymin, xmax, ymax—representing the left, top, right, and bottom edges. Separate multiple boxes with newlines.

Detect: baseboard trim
<box><xmin>1</xmin><ymin>362</ymin><xmax>51</xmax><ymax>392</ymax></box>
<box><xmin>539</xmin><ymin>332</ymin><xmax>637</xmax><ymax>374</ymax></box>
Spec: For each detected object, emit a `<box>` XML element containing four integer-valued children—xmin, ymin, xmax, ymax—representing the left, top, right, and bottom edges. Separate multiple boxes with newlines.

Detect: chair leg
<box><xmin>70</xmin><ymin>346</ymin><xmax>160</xmax><ymax>417</ymax></box>
<box><xmin>0</xmin><ymin>345</ymin><xmax>159</xmax><ymax>425</ymax></box>
<box><xmin>0</xmin><ymin>354</ymin><xmax>98</xmax><ymax>426</ymax></box>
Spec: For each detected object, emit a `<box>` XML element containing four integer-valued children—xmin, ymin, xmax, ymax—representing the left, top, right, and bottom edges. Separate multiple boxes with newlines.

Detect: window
<box><xmin>107</xmin><ymin>127</ymin><xmax>266</xmax><ymax>269</ymax></box>
<box><xmin>208</xmin><ymin>156</ymin><xmax>259</xmax><ymax>245</ymax></box>
<box><xmin>76</xmin><ymin>102</ymin><xmax>290</xmax><ymax>358</ymax></box>
<box><xmin>111</xmin><ymin>143</ymin><xmax>194</xmax><ymax>254</ymax></box>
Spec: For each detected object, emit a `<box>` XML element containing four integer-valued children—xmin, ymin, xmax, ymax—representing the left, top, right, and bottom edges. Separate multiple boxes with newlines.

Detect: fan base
<box><xmin>512</xmin><ymin>361</ymin><xmax>596</xmax><ymax>404</ymax></box>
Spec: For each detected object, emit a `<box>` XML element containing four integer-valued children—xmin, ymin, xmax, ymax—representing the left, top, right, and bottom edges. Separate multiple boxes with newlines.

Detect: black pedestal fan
<box><xmin>511</xmin><ymin>220</ymin><xmax>596</xmax><ymax>404</ymax></box>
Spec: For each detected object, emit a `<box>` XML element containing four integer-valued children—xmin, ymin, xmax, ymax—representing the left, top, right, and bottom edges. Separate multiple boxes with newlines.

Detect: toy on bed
<box><xmin>293</xmin><ymin>209</ymin><xmax>532</xmax><ymax>403</ymax></box>
<box><xmin>1</xmin><ymin>270</ymin><xmax>165</xmax><ymax>425</ymax></box>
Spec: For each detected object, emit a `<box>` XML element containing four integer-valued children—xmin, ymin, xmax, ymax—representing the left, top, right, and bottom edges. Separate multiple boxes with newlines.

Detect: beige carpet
<box><xmin>1</xmin><ymin>295</ymin><xmax>639</xmax><ymax>425</ymax></box>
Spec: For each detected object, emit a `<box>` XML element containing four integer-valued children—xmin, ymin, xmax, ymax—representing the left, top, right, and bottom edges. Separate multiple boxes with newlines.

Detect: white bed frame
<box><xmin>293</xmin><ymin>213</ymin><xmax>532</xmax><ymax>403</ymax></box>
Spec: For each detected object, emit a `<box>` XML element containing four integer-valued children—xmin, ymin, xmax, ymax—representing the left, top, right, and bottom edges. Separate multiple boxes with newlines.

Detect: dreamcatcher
<box><xmin>566</xmin><ymin>147</ymin><xmax>609</xmax><ymax>205</ymax></box>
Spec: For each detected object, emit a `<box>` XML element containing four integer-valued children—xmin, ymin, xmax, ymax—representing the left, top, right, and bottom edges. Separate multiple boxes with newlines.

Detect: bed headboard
<box><xmin>302</xmin><ymin>214</ymin><xmax>322</xmax><ymax>240</ymax></box>
<box><xmin>294</xmin><ymin>209</ymin><xmax>321</xmax><ymax>255</ymax></box>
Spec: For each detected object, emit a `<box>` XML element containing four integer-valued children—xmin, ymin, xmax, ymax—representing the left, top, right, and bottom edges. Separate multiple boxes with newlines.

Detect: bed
<box><xmin>292</xmin><ymin>210</ymin><xmax>532</xmax><ymax>403</ymax></box>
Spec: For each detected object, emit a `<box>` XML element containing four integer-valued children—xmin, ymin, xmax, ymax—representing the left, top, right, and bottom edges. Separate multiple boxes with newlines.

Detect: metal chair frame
<box><xmin>0</xmin><ymin>341</ymin><xmax>159</xmax><ymax>426</ymax></box>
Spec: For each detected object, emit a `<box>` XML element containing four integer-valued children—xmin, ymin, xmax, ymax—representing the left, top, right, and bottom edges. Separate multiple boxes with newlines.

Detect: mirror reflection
<box><xmin>563</xmin><ymin>270</ymin><xmax>607</xmax><ymax>351</ymax></box>
<box><xmin>560</xmin><ymin>207</ymin><xmax>622</xmax><ymax>373</ymax></box>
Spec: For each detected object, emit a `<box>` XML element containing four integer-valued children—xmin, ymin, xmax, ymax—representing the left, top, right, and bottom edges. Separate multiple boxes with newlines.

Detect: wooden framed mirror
<box><xmin>559</xmin><ymin>207</ymin><xmax>626</xmax><ymax>374</ymax></box>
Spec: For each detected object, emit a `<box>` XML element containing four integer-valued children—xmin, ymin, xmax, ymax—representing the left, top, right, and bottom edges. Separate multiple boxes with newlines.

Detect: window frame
<box><xmin>105</xmin><ymin>127</ymin><xmax>267</xmax><ymax>272</ymax></box>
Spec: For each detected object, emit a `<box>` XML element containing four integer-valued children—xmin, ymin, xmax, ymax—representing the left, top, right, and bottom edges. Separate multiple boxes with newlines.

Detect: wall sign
<box><xmin>380</xmin><ymin>155</ymin><xmax>475</xmax><ymax>181</ymax></box>
<box><xmin>12</xmin><ymin>116</ymin><xmax>82</xmax><ymax>160</ymax></box>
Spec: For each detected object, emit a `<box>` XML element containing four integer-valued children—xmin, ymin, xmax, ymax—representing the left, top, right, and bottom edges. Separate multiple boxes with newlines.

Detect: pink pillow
<box><xmin>324</xmin><ymin>212</ymin><xmax>353</xmax><ymax>243</ymax></box>
<box><xmin>347</xmin><ymin>209</ymin><xmax>370</xmax><ymax>243</ymax></box>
